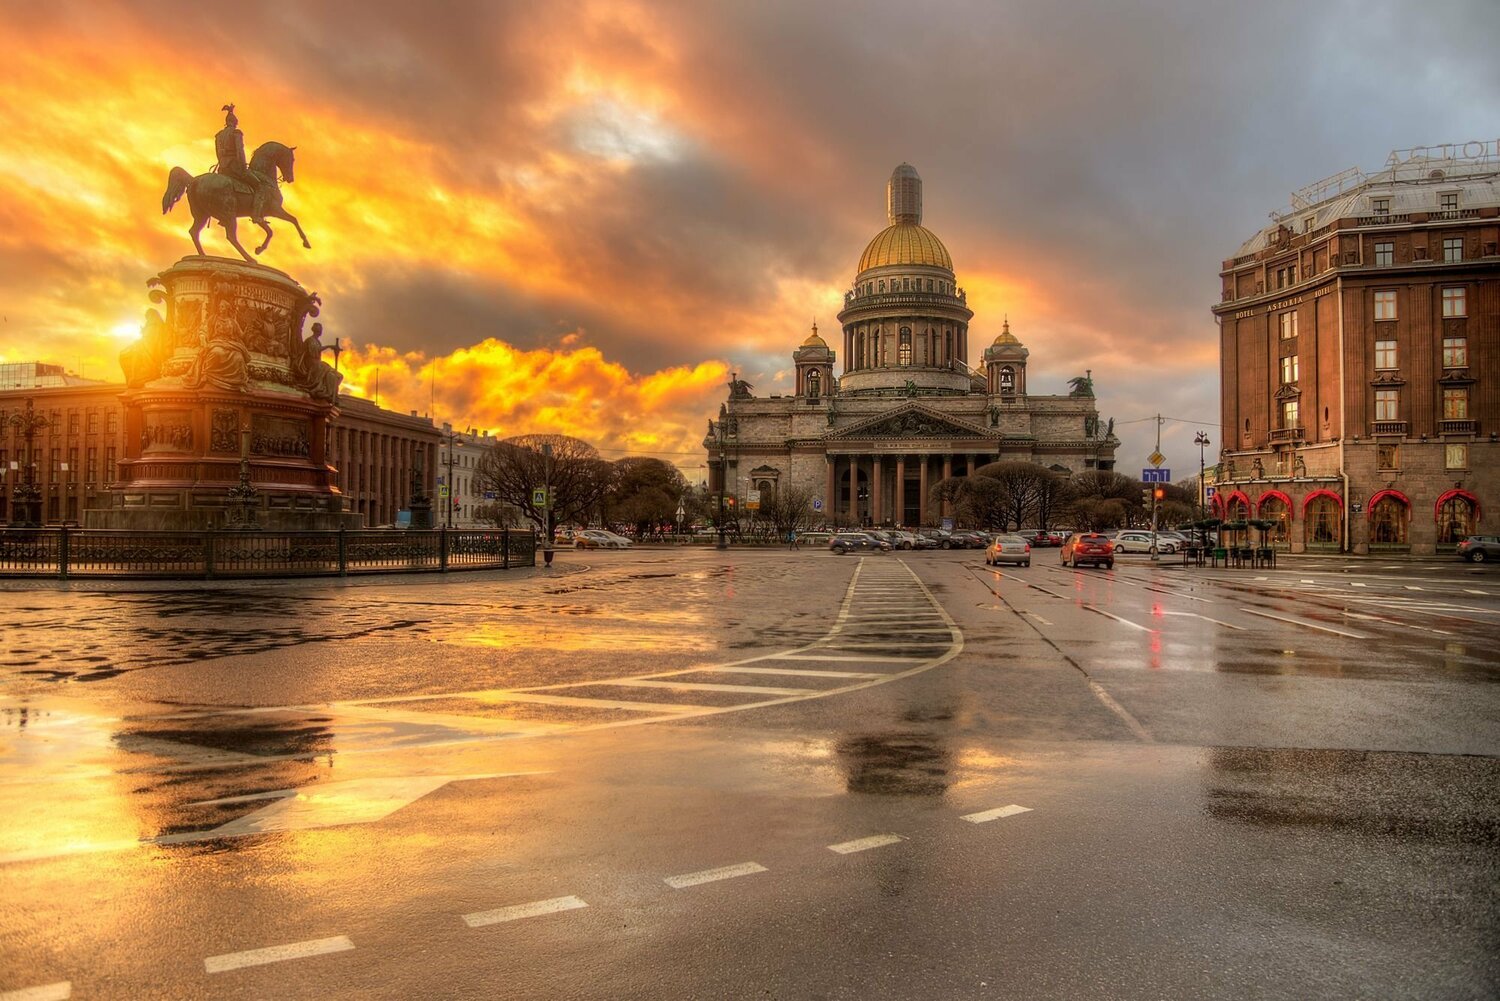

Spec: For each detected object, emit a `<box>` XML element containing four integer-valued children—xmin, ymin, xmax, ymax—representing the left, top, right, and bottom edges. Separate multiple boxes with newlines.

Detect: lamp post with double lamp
<box><xmin>1194</xmin><ymin>431</ymin><xmax>1211</xmax><ymax>519</ymax></box>
<box><xmin>712</xmin><ymin>415</ymin><xmax>737</xmax><ymax>550</ymax></box>
<box><xmin>6</xmin><ymin>399</ymin><xmax>52</xmax><ymax>528</ymax></box>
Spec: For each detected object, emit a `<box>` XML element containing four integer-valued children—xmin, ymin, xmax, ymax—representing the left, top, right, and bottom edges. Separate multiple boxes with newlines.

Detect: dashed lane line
<box><xmin>462</xmin><ymin>895</ymin><xmax>589</xmax><ymax>928</ymax></box>
<box><xmin>1087</xmin><ymin>683</ymin><xmax>1155</xmax><ymax>743</ymax></box>
<box><xmin>203</xmin><ymin>935</ymin><xmax>355</xmax><ymax>974</ymax></box>
<box><xmin>828</xmin><ymin>833</ymin><xmax>905</xmax><ymax>854</ymax></box>
<box><xmin>961</xmin><ymin>805</ymin><xmax>1033</xmax><ymax>824</ymax></box>
<box><xmin>767</xmin><ymin>653</ymin><xmax>922</xmax><ymax>664</ymax></box>
<box><xmin>1161</xmin><ymin>611</ymin><xmax>1245</xmax><ymax>630</ymax></box>
<box><xmin>0</xmin><ymin>984</ymin><xmax>71</xmax><ymax>1001</ymax></box>
<box><xmin>664</xmin><ymin>861</ymin><xmax>768</xmax><ymax>888</ymax></box>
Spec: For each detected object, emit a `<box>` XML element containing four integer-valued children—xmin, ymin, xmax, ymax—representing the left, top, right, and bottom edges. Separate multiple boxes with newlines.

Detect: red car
<box><xmin>1060</xmin><ymin>532</ymin><xmax>1114</xmax><ymax>570</ymax></box>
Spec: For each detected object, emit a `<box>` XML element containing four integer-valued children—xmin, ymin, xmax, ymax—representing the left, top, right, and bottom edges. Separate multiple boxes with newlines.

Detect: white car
<box><xmin>1112</xmin><ymin>531</ymin><xmax>1176</xmax><ymax>554</ymax></box>
<box><xmin>575</xmin><ymin>530</ymin><xmax>632</xmax><ymax>549</ymax></box>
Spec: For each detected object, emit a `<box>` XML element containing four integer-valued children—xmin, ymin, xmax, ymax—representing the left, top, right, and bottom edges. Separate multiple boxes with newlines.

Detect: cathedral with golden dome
<box><xmin>704</xmin><ymin>164</ymin><xmax>1117</xmax><ymax>527</ymax></box>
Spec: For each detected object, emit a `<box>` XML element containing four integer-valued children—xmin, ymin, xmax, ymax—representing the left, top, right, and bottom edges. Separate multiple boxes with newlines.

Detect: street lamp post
<box><xmin>1194</xmin><ymin>431</ymin><xmax>1211</xmax><ymax>520</ymax></box>
<box><xmin>6</xmin><ymin>399</ymin><xmax>52</xmax><ymax>528</ymax></box>
<box><xmin>713</xmin><ymin>416</ymin><xmax>737</xmax><ymax>550</ymax></box>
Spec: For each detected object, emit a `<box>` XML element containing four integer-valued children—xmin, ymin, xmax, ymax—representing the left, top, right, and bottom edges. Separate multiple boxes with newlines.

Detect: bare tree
<box><xmin>473</xmin><ymin>434</ymin><xmax>613</xmax><ymax>539</ymax></box>
<box><xmin>766</xmin><ymin>483</ymin><xmax>817</xmax><ymax>538</ymax></box>
<box><xmin>971</xmin><ymin>461</ymin><xmax>1058</xmax><ymax>530</ymax></box>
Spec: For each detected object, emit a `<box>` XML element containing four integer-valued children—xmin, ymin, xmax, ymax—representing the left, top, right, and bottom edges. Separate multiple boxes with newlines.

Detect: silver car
<box><xmin>984</xmin><ymin>534</ymin><xmax>1032</xmax><ymax>566</ymax></box>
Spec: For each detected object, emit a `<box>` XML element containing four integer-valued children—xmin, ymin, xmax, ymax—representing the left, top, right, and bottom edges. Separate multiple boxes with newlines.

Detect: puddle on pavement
<box><xmin>1203</xmin><ymin>746</ymin><xmax>1500</xmax><ymax>847</ymax></box>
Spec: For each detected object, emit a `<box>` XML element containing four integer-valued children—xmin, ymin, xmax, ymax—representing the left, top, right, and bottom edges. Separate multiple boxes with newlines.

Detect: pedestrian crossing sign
<box><xmin>532</xmin><ymin>487</ymin><xmax>547</xmax><ymax>506</ymax></box>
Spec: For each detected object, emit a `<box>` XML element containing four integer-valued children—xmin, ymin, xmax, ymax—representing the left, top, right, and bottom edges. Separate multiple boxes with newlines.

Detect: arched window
<box><xmin>1305</xmin><ymin>495</ymin><xmax>1342</xmax><ymax>548</ymax></box>
<box><xmin>1227</xmin><ymin>496</ymin><xmax>1249</xmax><ymax>523</ymax></box>
<box><xmin>898</xmin><ymin>327</ymin><xmax>912</xmax><ymax>366</ymax></box>
<box><xmin>944</xmin><ymin>331</ymin><xmax>953</xmax><ymax>365</ymax></box>
<box><xmin>1369</xmin><ymin>492</ymin><xmax>1409</xmax><ymax>545</ymax></box>
<box><xmin>806</xmin><ymin>369</ymin><xmax>821</xmax><ymax>398</ymax></box>
<box><xmin>1437</xmin><ymin>493</ymin><xmax>1478</xmax><ymax>544</ymax></box>
<box><xmin>1000</xmin><ymin>366</ymin><xmax>1015</xmax><ymax>391</ymax></box>
<box><xmin>1257</xmin><ymin>494</ymin><xmax>1290</xmax><ymax>545</ymax></box>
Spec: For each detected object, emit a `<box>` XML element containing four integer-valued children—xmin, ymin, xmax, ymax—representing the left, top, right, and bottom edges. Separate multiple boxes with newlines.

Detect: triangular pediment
<box><xmin>828</xmin><ymin>404</ymin><xmax>993</xmax><ymax>441</ymax></box>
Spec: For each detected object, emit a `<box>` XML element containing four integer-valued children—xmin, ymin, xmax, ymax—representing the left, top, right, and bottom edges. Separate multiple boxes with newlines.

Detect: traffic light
<box><xmin>1153</xmin><ymin>486</ymin><xmax>1166</xmax><ymax>502</ymax></box>
<box><xmin>1141</xmin><ymin>488</ymin><xmax>1152</xmax><ymax>506</ymax></box>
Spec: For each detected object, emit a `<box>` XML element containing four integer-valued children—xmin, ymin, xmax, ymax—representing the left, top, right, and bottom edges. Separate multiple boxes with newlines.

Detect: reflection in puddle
<box><xmin>837</xmin><ymin>730</ymin><xmax>952</xmax><ymax>797</ymax></box>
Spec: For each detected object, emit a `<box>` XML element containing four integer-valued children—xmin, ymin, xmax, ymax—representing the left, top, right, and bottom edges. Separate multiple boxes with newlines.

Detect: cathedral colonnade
<box><xmin>824</xmin><ymin>452</ymin><xmax>991</xmax><ymax>528</ymax></box>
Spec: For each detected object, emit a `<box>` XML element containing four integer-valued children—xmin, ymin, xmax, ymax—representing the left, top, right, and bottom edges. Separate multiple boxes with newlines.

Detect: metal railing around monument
<box><xmin>0</xmin><ymin>528</ymin><xmax>537</xmax><ymax>579</ymax></box>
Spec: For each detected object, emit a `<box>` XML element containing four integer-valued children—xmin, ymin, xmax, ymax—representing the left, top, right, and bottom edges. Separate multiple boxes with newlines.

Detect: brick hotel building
<box><xmin>1212</xmin><ymin>143</ymin><xmax>1499</xmax><ymax>554</ymax></box>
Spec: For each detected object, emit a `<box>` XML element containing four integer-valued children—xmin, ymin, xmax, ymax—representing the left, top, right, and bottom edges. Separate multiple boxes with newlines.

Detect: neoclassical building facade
<box><xmin>704</xmin><ymin>165</ymin><xmax>1116</xmax><ymax>527</ymax></box>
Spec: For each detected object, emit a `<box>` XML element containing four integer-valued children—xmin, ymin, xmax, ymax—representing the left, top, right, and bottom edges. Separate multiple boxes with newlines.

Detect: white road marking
<box><xmin>1023</xmin><ymin>611</ymin><xmax>1054</xmax><ymax>625</ymax></box>
<box><xmin>828</xmin><ymin>833</ymin><xmax>905</xmax><ymax>854</ymax></box>
<box><xmin>204</xmin><ymin>935</ymin><xmax>355</xmax><ymax>974</ymax></box>
<box><xmin>1240</xmin><ymin>608</ymin><xmax>1369</xmax><ymax>639</ymax></box>
<box><xmin>462</xmin><ymin>895</ymin><xmax>589</xmax><ymax>928</ymax></box>
<box><xmin>664</xmin><ymin>861</ymin><xmax>767</xmax><ymax>888</ymax></box>
<box><xmin>1086</xmin><ymin>607</ymin><xmax>1153</xmax><ymax>632</ymax></box>
<box><xmin>714</xmin><ymin>665</ymin><xmax>886</xmax><ymax>678</ymax></box>
<box><xmin>1351</xmin><ymin>582</ymin><xmax>1368</xmax><ymax>587</ymax></box>
<box><xmin>1405</xmin><ymin>585</ymin><xmax>1425</xmax><ymax>591</ymax></box>
<box><xmin>1162</xmin><ymin>611</ymin><xmax>1244</xmax><ymax>630</ymax></box>
<box><xmin>1088</xmin><ymin>682</ymin><xmax>1154</xmax><ymax>742</ymax></box>
<box><xmin>607</xmin><ymin>679</ymin><xmax>814</xmax><ymax>696</ymax></box>
<box><xmin>1466</xmin><ymin>589</ymin><xmax>1488</xmax><ymax>596</ymax></box>
<box><xmin>0</xmin><ymin>984</ymin><xmax>71</xmax><ymax>1001</ymax></box>
<box><xmin>1343</xmin><ymin>612</ymin><xmax>1453</xmax><ymax>636</ymax></box>
<box><xmin>769</xmin><ymin>653</ymin><xmax>922</xmax><ymax>664</ymax></box>
<box><xmin>477</xmin><ymin>692</ymin><xmax>704</xmax><ymax>713</ymax></box>
<box><xmin>961</xmin><ymin>805</ymin><xmax>1033</xmax><ymax>824</ymax></box>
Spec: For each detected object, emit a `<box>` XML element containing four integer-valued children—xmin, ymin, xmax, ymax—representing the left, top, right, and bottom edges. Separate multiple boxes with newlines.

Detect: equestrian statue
<box><xmin>161</xmin><ymin>104</ymin><xmax>311</xmax><ymax>262</ymax></box>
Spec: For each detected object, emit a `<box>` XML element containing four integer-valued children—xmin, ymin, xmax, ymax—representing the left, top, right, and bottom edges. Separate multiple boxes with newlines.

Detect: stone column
<box><xmin>825</xmin><ymin>455</ymin><xmax>836</xmax><ymax>524</ymax></box>
<box><xmin>894</xmin><ymin>454</ymin><xmax>906</xmax><ymax>527</ymax></box>
<box><xmin>942</xmin><ymin>454</ymin><xmax>953</xmax><ymax>519</ymax></box>
<box><xmin>919</xmin><ymin>455</ymin><xmax>929</xmax><ymax>526</ymax></box>
<box><xmin>872</xmin><ymin>454</ymin><xmax>883</xmax><ymax>524</ymax></box>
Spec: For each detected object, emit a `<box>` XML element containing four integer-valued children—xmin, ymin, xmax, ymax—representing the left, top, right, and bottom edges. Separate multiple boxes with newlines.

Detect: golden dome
<box><xmin>992</xmin><ymin>318</ymin><xmax>1021</xmax><ymax>346</ymax></box>
<box><xmin>801</xmin><ymin>330</ymin><xmax>828</xmax><ymax>349</ymax></box>
<box><xmin>857</xmin><ymin>223</ymin><xmax>953</xmax><ymax>273</ymax></box>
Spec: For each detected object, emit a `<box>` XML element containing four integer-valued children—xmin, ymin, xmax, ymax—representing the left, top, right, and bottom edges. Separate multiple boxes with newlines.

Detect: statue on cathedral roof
<box><xmin>728</xmin><ymin>372</ymin><xmax>754</xmax><ymax>400</ymax></box>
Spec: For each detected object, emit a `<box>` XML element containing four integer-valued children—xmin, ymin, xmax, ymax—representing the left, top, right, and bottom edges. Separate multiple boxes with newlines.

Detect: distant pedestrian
<box><xmin>789</xmin><ymin>529</ymin><xmax>800</xmax><ymax>550</ymax></box>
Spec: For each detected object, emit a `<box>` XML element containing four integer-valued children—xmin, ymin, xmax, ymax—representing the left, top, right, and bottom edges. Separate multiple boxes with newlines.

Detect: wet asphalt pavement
<box><xmin>1</xmin><ymin>548</ymin><xmax>1496</xmax><ymax>1000</ymax></box>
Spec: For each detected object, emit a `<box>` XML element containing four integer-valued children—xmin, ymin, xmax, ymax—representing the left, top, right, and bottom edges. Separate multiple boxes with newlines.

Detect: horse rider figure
<box><xmin>215</xmin><ymin>104</ymin><xmax>271</xmax><ymax>227</ymax></box>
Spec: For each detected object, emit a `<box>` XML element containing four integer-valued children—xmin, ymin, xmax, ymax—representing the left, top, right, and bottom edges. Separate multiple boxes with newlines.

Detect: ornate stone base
<box><xmin>96</xmin><ymin>255</ymin><xmax>354</xmax><ymax>531</ymax></box>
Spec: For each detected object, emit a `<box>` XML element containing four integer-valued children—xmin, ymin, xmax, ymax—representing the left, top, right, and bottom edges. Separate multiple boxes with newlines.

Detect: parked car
<box><xmin>887</xmin><ymin>530</ymin><xmax>920</xmax><ymax>550</ymax></box>
<box><xmin>830</xmin><ymin>532</ymin><xmax>891</xmax><ymax>554</ymax></box>
<box><xmin>1061</xmin><ymin>532</ymin><xmax>1114</xmax><ymax>569</ymax></box>
<box><xmin>911</xmin><ymin>532</ymin><xmax>943</xmax><ymax>550</ymax></box>
<box><xmin>1112</xmin><ymin>531</ymin><xmax>1176</xmax><ymax>554</ymax></box>
<box><xmin>799</xmin><ymin>531</ymin><xmax>834</xmax><ymax>547</ymax></box>
<box><xmin>1457</xmin><ymin>535</ymin><xmax>1500</xmax><ymax>563</ymax></box>
<box><xmin>985</xmin><ymin>534</ymin><xmax>1032</xmax><ymax>566</ymax></box>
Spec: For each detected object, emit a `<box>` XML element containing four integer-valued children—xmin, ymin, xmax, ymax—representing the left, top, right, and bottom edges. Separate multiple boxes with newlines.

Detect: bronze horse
<box><xmin>162</xmin><ymin>141</ymin><xmax>311</xmax><ymax>262</ymax></box>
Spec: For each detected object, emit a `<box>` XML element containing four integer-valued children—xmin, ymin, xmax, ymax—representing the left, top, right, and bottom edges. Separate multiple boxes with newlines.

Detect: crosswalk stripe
<box><xmin>0</xmin><ymin>984</ymin><xmax>72</xmax><ymax>1001</ymax></box>
<box><xmin>828</xmin><ymin>833</ymin><xmax>904</xmax><ymax>854</ymax></box>
<box><xmin>607</xmin><ymin>679</ymin><xmax>814</xmax><ymax>696</ymax></box>
<box><xmin>961</xmin><ymin>805</ymin><xmax>1033</xmax><ymax>824</ymax></box>
<box><xmin>476</xmin><ymin>692</ymin><xmax>704</xmax><ymax>713</ymax></box>
<box><xmin>713</xmin><ymin>665</ymin><xmax>887</xmax><ymax>678</ymax></box>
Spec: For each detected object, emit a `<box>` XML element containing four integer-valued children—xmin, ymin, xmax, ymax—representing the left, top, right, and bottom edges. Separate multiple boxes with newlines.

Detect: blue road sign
<box><xmin>812</xmin><ymin>498</ymin><xmax>823</xmax><ymax>511</ymax></box>
<box><xmin>1204</xmin><ymin>486</ymin><xmax>1216</xmax><ymax>499</ymax></box>
<box><xmin>1142</xmin><ymin>468</ymin><xmax>1172</xmax><ymax>483</ymax></box>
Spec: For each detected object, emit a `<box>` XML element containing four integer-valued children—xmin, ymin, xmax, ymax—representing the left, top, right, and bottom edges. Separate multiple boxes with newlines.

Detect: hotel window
<box><xmin>1377</xmin><ymin>444</ymin><xmax>1399</xmax><ymax>470</ymax></box>
<box><xmin>1441</xmin><ymin>286</ymin><xmax>1466</xmax><ymax>317</ymax></box>
<box><xmin>1279</xmin><ymin>355</ymin><xmax>1299</xmax><ymax>384</ymax></box>
<box><xmin>1278</xmin><ymin>311</ymin><xmax>1298</xmax><ymax>339</ymax></box>
<box><xmin>1439</xmin><ymin>192</ymin><xmax>1458</xmax><ymax>212</ymax></box>
<box><xmin>1372</xmin><ymin>197</ymin><xmax>1391</xmax><ymax>215</ymax></box>
<box><xmin>1446</xmin><ymin>443</ymin><xmax>1468</xmax><ymax>470</ymax></box>
<box><xmin>1442</xmin><ymin>336</ymin><xmax>1467</xmax><ymax>368</ymax></box>
<box><xmin>1442</xmin><ymin>387</ymin><xmax>1469</xmax><ymax>420</ymax></box>
<box><xmin>1374</xmin><ymin>339</ymin><xmax>1397</xmax><ymax>369</ymax></box>
<box><xmin>1373</xmin><ymin>290</ymin><xmax>1397</xmax><ymax>321</ymax></box>
<box><xmin>1375</xmin><ymin>389</ymin><xmax>1399</xmax><ymax>421</ymax></box>
<box><xmin>1443</xmin><ymin>237</ymin><xmax>1463</xmax><ymax>262</ymax></box>
<box><xmin>1375</xmin><ymin>242</ymin><xmax>1393</xmax><ymax>266</ymax></box>
<box><xmin>1281</xmin><ymin>399</ymin><xmax>1299</xmax><ymax>429</ymax></box>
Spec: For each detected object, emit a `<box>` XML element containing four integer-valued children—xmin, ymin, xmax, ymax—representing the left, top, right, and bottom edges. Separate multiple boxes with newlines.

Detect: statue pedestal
<box><xmin>88</xmin><ymin>256</ymin><xmax>360</xmax><ymax>531</ymax></box>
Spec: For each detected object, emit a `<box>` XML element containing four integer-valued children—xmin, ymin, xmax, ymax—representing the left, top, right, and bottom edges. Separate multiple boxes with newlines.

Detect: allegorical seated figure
<box><xmin>185</xmin><ymin>300</ymin><xmax>251</xmax><ymax>391</ymax></box>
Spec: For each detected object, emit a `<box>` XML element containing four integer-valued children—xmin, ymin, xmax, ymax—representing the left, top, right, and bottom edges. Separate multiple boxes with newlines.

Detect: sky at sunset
<box><xmin>1</xmin><ymin>0</ymin><xmax>1496</xmax><ymax>474</ymax></box>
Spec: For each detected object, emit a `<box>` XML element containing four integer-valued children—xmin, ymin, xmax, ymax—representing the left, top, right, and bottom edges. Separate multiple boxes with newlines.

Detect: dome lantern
<box><xmin>888</xmin><ymin>163</ymin><xmax>922</xmax><ymax>225</ymax></box>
